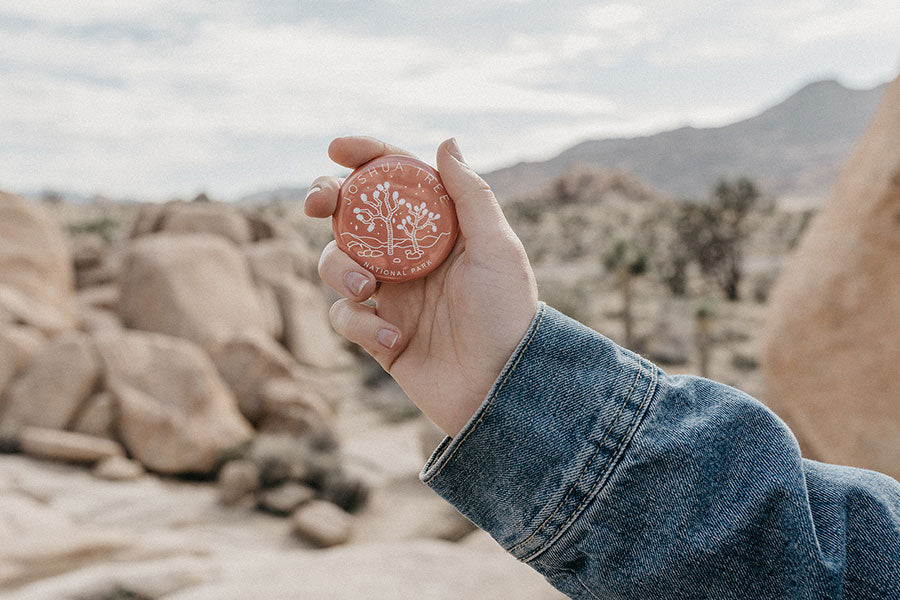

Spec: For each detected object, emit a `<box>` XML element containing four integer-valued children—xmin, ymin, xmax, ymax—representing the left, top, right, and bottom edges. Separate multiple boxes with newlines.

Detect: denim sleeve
<box><xmin>420</xmin><ymin>304</ymin><xmax>900</xmax><ymax>599</ymax></box>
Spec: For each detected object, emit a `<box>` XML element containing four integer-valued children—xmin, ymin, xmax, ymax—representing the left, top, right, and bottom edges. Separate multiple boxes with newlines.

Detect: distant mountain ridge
<box><xmin>484</xmin><ymin>79</ymin><xmax>889</xmax><ymax>202</ymax></box>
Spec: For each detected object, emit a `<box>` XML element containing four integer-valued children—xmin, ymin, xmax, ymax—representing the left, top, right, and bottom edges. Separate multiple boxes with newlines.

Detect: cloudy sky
<box><xmin>1</xmin><ymin>1</ymin><xmax>898</xmax><ymax>199</ymax></box>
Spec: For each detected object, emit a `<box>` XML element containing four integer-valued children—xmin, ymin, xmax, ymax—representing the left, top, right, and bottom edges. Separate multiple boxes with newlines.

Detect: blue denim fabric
<box><xmin>421</xmin><ymin>303</ymin><xmax>900</xmax><ymax>599</ymax></box>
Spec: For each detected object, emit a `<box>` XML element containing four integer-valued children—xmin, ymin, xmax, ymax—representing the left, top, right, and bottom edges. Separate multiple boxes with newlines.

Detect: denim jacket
<box><xmin>421</xmin><ymin>304</ymin><xmax>900</xmax><ymax>599</ymax></box>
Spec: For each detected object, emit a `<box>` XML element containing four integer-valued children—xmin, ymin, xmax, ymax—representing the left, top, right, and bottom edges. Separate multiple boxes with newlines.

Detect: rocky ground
<box><xmin>1</xmin><ymin>394</ymin><xmax>563</xmax><ymax>599</ymax></box>
<box><xmin>0</xmin><ymin>192</ymin><xmax>566</xmax><ymax>598</ymax></box>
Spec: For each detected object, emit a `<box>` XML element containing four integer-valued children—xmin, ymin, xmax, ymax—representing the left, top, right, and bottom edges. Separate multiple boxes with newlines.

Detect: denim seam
<box><xmin>523</xmin><ymin>364</ymin><xmax>659</xmax><ymax>563</ymax></box>
<box><xmin>422</xmin><ymin>305</ymin><xmax>547</xmax><ymax>484</ymax></box>
<box><xmin>574</xmin><ymin>571</ymin><xmax>604</xmax><ymax>600</ymax></box>
<box><xmin>506</xmin><ymin>359</ymin><xmax>644</xmax><ymax>554</ymax></box>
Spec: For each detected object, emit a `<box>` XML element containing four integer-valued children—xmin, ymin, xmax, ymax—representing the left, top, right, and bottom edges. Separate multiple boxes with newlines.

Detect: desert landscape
<box><xmin>1</xmin><ymin>73</ymin><xmax>898</xmax><ymax>599</ymax></box>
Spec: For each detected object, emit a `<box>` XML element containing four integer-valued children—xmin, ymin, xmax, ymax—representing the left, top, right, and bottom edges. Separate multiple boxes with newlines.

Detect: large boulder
<box><xmin>94</xmin><ymin>329</ymin><xmax>253</xmax><ymax>474</ymax></box>
<box><xmin>0</xmin><ymin>326</ymin><xmax>46</xmax><ymax>397</ymax></box>
<box><xmin>276</xmin><ymin>279</ymin><xmax>350</xmax><ymax>369</ymax></box>
<box><xmin>243</xmin><ymin>239</ymin><xmax>319</xmax><ymax>286</ymax></box>
<box><xmin>0</xmin><ymin>192</ymin><xmax>76</xmax><ymax>334</ymax></box>
<box><xmin>210</xmin><ymin>330</ymin><xmax>297</xmax><ymax>424</ymax></box>
<box><xmin>762</xmin><ymin>76</ymin><xmax>900</xmax><ymax>479</ymax></box>
<box><xmin>130</xmin><ymin>201</ymin><xmax>252</xmax><ymax>245</ymax></box>
<box><xmin>119</xmin><ymin>234</ymin><xmax>268</xmax><ymax>349</ymax></box>
<box><xmin>0</xmin><ymin>331</ymin><xmax>101</xmax><ymax>436</ymax></box>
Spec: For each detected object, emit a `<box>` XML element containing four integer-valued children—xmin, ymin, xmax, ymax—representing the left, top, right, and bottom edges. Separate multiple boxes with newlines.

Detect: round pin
<box><xmin>333</xmin><ymin>155</ymin><xmax>459</xmax><ymax>283</ymax></box>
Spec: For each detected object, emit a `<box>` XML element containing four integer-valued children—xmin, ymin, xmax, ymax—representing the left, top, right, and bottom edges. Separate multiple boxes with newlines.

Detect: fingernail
<box><xmin>376</xmin><ymin>328</ymin><xmax>399</xmax><ymax>349</ymax></box>
<box><xmin>446</xmin><ymin>138</ymin><xmax>464</xmax><ymax>163</ymax></box>
<box><xmin>305</xmin><ymin>185</ymin><xmax>322</xmax><ymax>200</ymax></box>
<box><xmin>344</xmin><ymin>271</ymin><xmax>369</xmax><ymax>296</ymax></box>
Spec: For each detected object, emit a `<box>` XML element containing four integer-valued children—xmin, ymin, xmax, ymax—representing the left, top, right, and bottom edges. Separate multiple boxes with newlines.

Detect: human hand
<box><xmin>306</xmin><ymin>137</ymin><xmax>538</xmax><ymax>437</ymax></box>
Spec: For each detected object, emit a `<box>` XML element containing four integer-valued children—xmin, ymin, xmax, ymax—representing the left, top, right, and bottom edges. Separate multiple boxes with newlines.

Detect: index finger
<box><xmin>304</xmin><ymin>175</ymin><xmax>343</xmax><ymax>218</ymax></box>
<box><xmin>328</xmin><ymin>136</ymin><xmax>417</xmax><ymax>169</ymax></box>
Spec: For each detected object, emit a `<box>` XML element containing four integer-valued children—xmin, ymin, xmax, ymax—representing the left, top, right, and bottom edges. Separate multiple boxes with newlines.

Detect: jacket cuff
<box><xmin>420</xmin><ymin>303</ymin><xmax>659</xmax><ymax>561</ymax></box>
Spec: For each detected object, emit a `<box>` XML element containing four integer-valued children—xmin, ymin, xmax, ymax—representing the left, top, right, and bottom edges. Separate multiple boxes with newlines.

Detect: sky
<box><xmin>0</xmin><ymin>1</ymin><xmax>898</xmax><ymax>200</ymax></box>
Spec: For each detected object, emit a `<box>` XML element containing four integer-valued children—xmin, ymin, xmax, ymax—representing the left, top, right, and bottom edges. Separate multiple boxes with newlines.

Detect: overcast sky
<box><xmin>1</xmin><ymin>1</ymin><xmax>898</xmax><ymax>200</ymax></box>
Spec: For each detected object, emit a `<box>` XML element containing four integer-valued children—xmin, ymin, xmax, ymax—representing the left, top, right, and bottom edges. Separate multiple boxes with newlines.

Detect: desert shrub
<box><xmin>67</xmin><ymin>216</ymin><xmax>120</xmax><ymax>242</ymax></box>
<box><xmin>731</xmin><ymin>352</ymin><xmax>759</xmax><ymax>372</ymax></box>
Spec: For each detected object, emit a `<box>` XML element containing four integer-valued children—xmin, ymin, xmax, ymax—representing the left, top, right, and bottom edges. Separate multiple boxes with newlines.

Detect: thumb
<box><xmin>436</xmin><ymin>138</ymin><xmax>510</xmax><ymax>241</ymax></box>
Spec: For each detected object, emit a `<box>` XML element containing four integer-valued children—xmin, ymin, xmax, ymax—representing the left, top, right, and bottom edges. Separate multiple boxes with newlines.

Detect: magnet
<box><xmin>333</xmin><ymin>155</ymin><xmax>459</xmax><ymax>282</ymax></box>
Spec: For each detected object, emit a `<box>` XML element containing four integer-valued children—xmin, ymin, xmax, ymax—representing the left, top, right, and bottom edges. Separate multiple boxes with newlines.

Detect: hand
<box><xmin>306</xmin><ymin>136</ymin><xmax>538</xmax><ymax>437</ymax></box>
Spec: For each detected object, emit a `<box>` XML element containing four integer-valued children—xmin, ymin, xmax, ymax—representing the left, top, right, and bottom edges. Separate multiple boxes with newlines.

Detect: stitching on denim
<box><xmin>423</xmin><ymin>305</ymin><xmax>546</xmax><ymax>483</ymax></box>
<box><xmin>574</xmin><ymin>571</ymin><xmax>604</xmax><ymax>600</ymax></box>
<box><xmin>507</xmin><ymin>357</ymin><xmax>644</xmax><ymax>554</ymax></box>
<box><xmin>523</xmin><ymin>365</ymin><xmax>658</xmax><ymax>563</ymax></box>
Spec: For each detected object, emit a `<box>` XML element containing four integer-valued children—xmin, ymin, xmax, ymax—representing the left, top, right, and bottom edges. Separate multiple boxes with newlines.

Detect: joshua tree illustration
<box><xmin>396</xmin><ymin>201</ymin><xmax>441</xmax><ymax>259</ymax></box>
<box><xmin>352</xmin><ymin>182</ymin><xmax>403</xmax><ymax>257</ymax></box>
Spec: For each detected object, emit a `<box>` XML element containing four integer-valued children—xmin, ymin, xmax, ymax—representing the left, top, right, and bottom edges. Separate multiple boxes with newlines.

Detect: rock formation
<box><xmin>0</xmin><ymin>192</ymin><xmax>76</xmax><ymax>334</ymax></box>
<box><xmin>118</xmin><ymin>233</ymin><xmax>269</xmax><ymax>348</ymax></box>
<box><xmin>1</xmin><ymin>332</ymin><xmax>101</xmax><ymax>436</ymax></box>
<box><xmin>763</xmin><ymin>76</ymin><xmax>900</xmax><ymax>479</ymax></box>
<box><xmin>94</xmin><ymin>329</ymin><xmax>254</xmax><ymax>474</ymax></box>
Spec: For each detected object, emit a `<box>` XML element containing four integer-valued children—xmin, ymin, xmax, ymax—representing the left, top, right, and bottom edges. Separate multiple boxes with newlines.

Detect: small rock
<box><xmin>218</xmin><ymin>459</ymin><xmax>261</xmax><ymax>506</ymax></box>
<box><xmin>257</xmin><ymin>482</ymin><xmax>315</xmax><ymax>515</ymax></box>
<box><xmin>20</xmin><ymin>427</ymin><xmax>125</xmax><ymax>463</ymax></box>
<box><xmin>93</xmin><ymin>455</ymin><xmax>145</xmax><ymax>480</ymax></box>
<box><xmin>291</xmin><ymin>500</ymin><xmax>352</xmax><ymax>547</ymax></box>
<box><xmin>76</xmin><ymin>283</ymin><xmax>119</xmax><ymax>311</ymax></box>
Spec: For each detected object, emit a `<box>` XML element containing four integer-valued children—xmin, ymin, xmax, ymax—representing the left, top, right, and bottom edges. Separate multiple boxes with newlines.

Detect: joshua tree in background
<box><xmin>675</xmin><ymin>177</ymin><xmax>763</xmax><ymax>301</ymax></box>
<box><xmin>603</xmin><ymin>239</ymin><xmax>648</xmax><ymax>349</ymax></box>
<box><xmin>695</xmin><ymin>303</ymin><xmax>715</xmax><ymax>378</ymax></box>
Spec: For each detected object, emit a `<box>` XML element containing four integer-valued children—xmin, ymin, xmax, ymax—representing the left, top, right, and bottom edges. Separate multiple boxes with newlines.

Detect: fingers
<box><xmin>435</xmin><ymin>138</ymin><xmax>510</xmax><ymax>242</ymax></box>
<box><xmin>329</xmin><ymin>298</ymin><xmax>403</xmax><ymax>363</ymax></box>
<box><xmin>317</xmin><ymin>241</ymin><xmax>377</xmax><ymax>301</ymax></box>
<box><xmin>328</xmin><ymin>136</ymin><xmax>417</xmax><ymax>169</ymax></box>
<box><xmin>304</xmin><ymin>175</ymin><xmax>342</xmax><ymax>218</ymax></box>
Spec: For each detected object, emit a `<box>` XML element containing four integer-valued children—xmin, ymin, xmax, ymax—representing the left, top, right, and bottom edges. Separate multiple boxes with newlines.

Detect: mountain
<box><xmin>484</xmin><ymin>79</ymin><xmax>889</xmax><ymax>202</ymax></box>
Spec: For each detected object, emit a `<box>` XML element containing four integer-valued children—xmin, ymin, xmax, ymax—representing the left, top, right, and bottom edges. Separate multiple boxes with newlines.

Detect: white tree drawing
<box><xmin>343</xmin><ymin>181</ymin><xmax>450</xmax><ymax>263</ymax></box>
<box><xmin>396</xmin><ymin>201</ymin><xmax>440</xmax><ymax>259</ymax></box>
<box><xmin>352</xmin><ymin>181</ymin><xmax>402</xmax><ymax>257</ymax></box>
